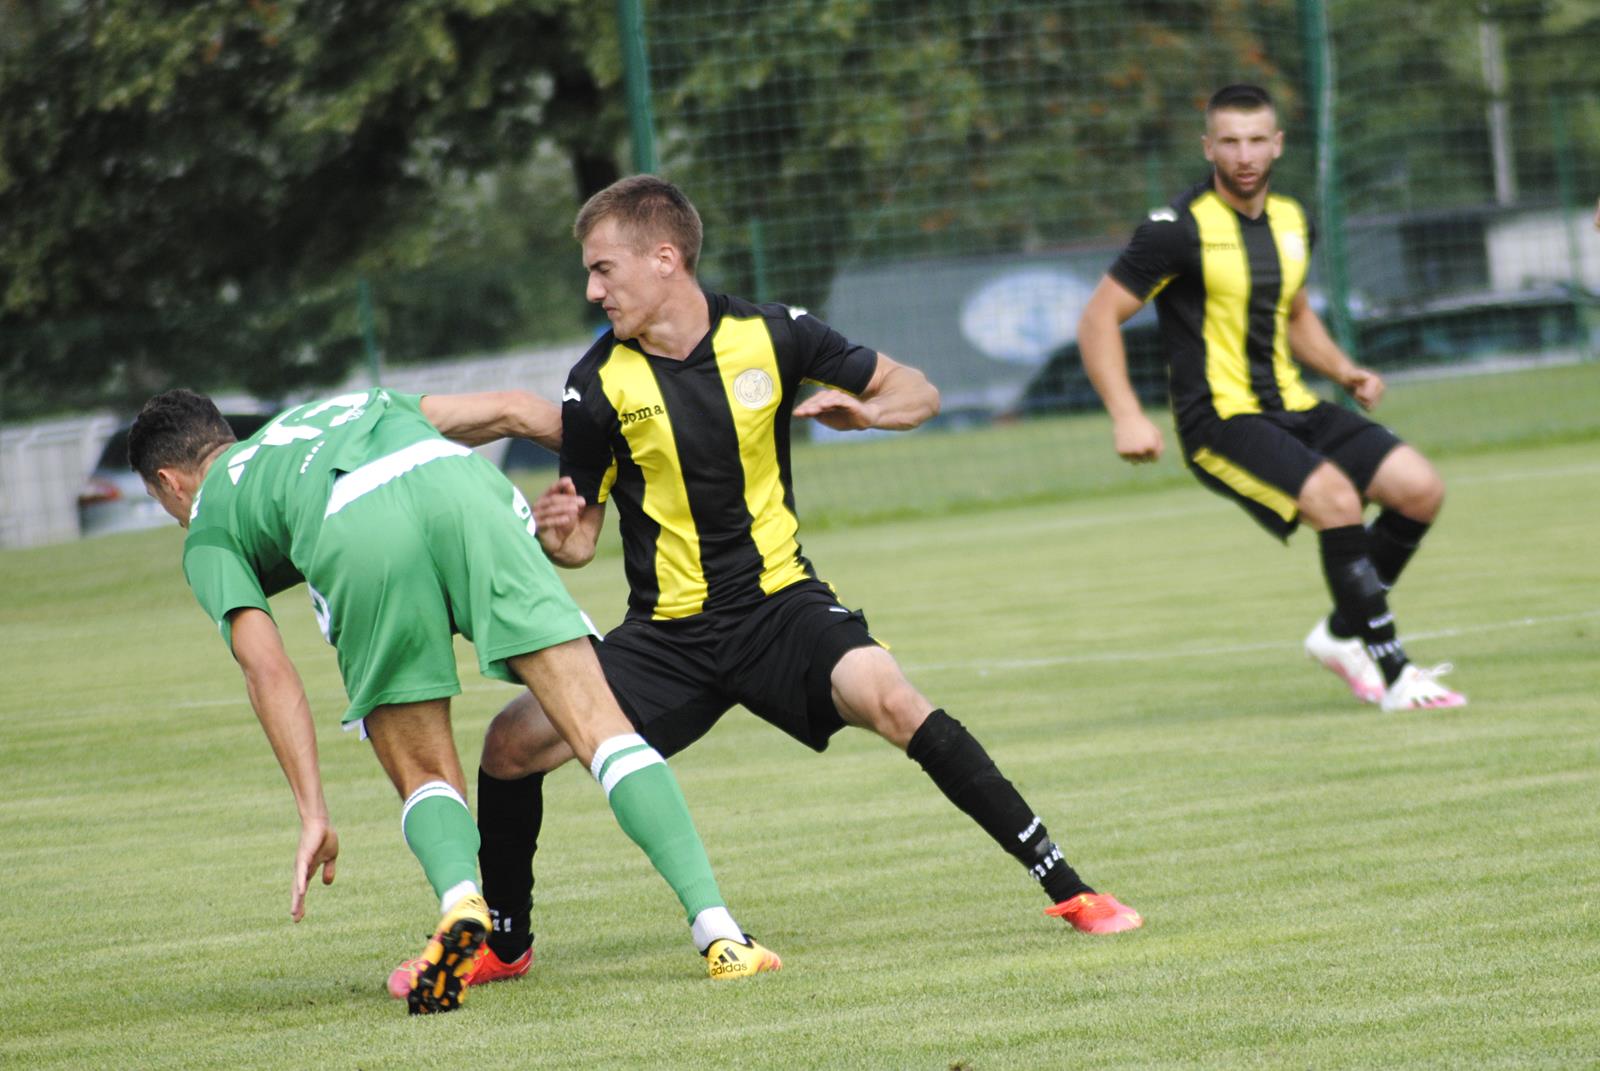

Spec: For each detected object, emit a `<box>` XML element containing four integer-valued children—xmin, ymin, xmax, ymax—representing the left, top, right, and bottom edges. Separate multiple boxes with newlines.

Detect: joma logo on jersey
<box><xmin>619</xmin><ymin>403</ymin><xmax>665</xmax><ymax>426</ymax></box>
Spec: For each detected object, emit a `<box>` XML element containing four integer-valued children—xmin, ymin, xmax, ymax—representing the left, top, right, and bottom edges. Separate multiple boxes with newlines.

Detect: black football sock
<box><xmin>906</xmin><ymin>709</ymin><xmax>1092</xmax><ymax>904</ymax></box>
<box><xmin>1368</xmin><ymin>509</ymin><xmax>1430</xmax><ymax>589</ymax></box>
<box><xmin>477</xmin><ymin>768</ymin><xmax>543</xmax><ymax>961</ymax></box>
<box><xmin>1326</xmin><ymin>609</ymin><xmax>1358</xmax><ymax>639</ymax></box>
<box><xmin>1319</xmin><ymin>524</ymin><xmax>1408</xmax><ymax>685</ymax></box>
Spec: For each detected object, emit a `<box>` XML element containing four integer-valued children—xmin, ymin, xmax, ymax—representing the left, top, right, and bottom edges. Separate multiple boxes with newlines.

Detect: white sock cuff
<box><xmin>691</xmin><ymin>906</ymin><xmax>742</xmax><ymax>953</ymax></box>
<box><xmin>440</xmin><ymin>880</ymin><xmax>480</xmax><ymax>915</ymax></box>
<box><xmin>598</xmin><ymin>748</ymin><xmax>665</xmax><ymax>798</ymax></box>
<box><xmin>401</xmin><ymin>779</ymin><xmax>468</xmax><ymax>833</ymax></box>
<box><xmin>589</xmin><ymin>733</ymin><xmax>648</xmax><ymax>782</ymax></box>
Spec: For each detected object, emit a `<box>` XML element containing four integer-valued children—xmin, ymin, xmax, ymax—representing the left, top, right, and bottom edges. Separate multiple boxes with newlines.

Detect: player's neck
<box><xmin>633</xmin><ymin>285</ymin><xmax>711</xmax><ymax>361</ymax></box>
<box><xmin>196</xmin><ymin>442</ymin><xmax>231</xmax><ymax>482</ymax></box>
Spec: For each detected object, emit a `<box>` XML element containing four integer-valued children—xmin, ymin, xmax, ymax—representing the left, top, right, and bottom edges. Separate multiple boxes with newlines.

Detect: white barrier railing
<box><xmin>0</xmin><ymin>340</ymin><xmax>585</xmax><ymax>550</ymax></box>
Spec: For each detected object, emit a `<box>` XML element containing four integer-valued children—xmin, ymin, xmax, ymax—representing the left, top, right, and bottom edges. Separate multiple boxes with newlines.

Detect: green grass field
<box><xmin>3</xmin><ymin>370</ymin><xmax>1598</xmax><ymax>1069</ymax></box>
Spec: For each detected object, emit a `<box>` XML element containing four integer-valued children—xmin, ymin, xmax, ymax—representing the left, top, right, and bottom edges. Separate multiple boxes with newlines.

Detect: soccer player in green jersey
<box><xmin>129</xmin><ymin>386</ymin><xmax>779</xmax><ymax>1014</ymax></box>
<box><xmin>1077</xmin><ymin>84</ymin><xmax>1466</xmax><ymax>713</ymax></box>
<box><xmin>391</xmin><ymin>174</ymin><xmax>1141</xmax><ymax>996</ymax></box>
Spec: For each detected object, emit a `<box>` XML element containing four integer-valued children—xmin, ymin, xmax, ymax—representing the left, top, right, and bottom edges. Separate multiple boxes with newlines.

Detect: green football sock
<box><xmin>591</xmin><ymin>734</ymin><xmax>724</xmax><ymax>920</ymax></box>
<box><xmin>401</xmin><ymin>781</ymin><xmax>480</xmax><ymax>901</ymax></box>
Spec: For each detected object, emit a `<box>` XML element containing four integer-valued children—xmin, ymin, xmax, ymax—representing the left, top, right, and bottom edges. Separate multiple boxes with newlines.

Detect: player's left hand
<box><xmin>1345</xmin><ymin>368</ymin><xmax>1385</xmax><ymax>410</ymax></box>
<box><xmin>290</xmin><ymin>817</ymin><xmax>339</xmax><ymax>922</ymax></box>
<box><xmin>793</xmin><ymin>389</ymin><xmax>879</xmax><ymax>431</ymax></box>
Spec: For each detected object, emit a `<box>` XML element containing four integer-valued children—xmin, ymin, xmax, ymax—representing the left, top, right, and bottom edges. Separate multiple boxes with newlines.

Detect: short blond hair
<box><xmin>574</xmin><ymin>174</ymin><xmax>703</xmax><ymax>274</ymax></box>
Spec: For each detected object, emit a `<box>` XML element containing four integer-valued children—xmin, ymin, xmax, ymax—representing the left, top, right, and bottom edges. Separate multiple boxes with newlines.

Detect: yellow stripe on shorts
<box><xmin>1190</xmin><ymin>447</ymin><xmax>1298</xmax><ymax>523</ymax></box>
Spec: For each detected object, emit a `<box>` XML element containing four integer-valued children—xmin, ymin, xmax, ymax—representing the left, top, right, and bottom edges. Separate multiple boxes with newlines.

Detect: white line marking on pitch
<box><xmin>159</xmin><ymin>607</ymin><xmax>1600</xmax><ymax>707</ymax></box>
<box><xmin>903</xmin><ymin>608</ymin><xmax>1600</xmax><ymax>673</ymax></box>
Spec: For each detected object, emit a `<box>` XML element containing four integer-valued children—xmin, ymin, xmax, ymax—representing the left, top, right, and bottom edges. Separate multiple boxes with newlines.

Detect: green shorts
<box><xmin>306</xmin><ymin>449</ymin><xmax>594</xmax><ymax>724</ymax></box>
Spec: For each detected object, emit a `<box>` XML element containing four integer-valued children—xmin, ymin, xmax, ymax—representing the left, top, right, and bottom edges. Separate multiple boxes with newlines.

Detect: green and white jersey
<box><xmin>182</xmin><ymin>388</ymin><xmax>440</xmax><ymax>647</ymax></box>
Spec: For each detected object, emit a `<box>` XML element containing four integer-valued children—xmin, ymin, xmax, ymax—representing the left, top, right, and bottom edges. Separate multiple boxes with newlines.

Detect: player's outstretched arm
<box><xmin>1078</xmin><ymin>275</ymin><xmax>1164</xmax><ymax>463</ymax></box>
<box><xmin>1285</xmin><ymin>290</ymin><xmax>1384</xmax><ymax>410</ymax></box>
<box><xmin>793</xmin><ymin>354</ymin><xmax>940</xmax><ymax>432</ymax></box>
<box><xmin>420</xmin><ymin>390</ymin><xmax>563</xmax><ymax>450</ymax></box>
<box><xmin>228</xmin><ymin>607</ymin><xmax>338</xmax><ymax>922</ymax></box>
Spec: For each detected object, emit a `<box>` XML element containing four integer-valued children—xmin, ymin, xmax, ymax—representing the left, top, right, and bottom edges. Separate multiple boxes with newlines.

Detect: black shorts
<box><xmin>1179</xmin><ymin>402</ymin><xmax>1402</xmax><ymax>540</ymax></box>
<box><xmin>594</xmin><ymin>579</ymin><xmax>879</xmax><ymax>757</ymax></box>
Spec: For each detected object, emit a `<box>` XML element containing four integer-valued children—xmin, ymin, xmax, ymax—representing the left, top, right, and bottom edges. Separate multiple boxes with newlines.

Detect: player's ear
<box><xmin>653</xmin><ymin>241</ymin><xmax>680</xmax><ymax>278</ymax></box>
<box><xmin>155</xmin><ymin>465</ymin><xmax>191</xmax><ymax>499</ymax></box>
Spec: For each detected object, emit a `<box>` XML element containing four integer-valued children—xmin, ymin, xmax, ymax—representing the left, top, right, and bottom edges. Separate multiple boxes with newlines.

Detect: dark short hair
<box><xmin>573</xmin><ymin>174</ymin><xmax>704</xmax><ymax>274</ymax></box>
<box><xmin>1207</xmin><ymin>84</ymin><xmax>1274</xmax><ymax>116</ymax></box>
<box><xmin>127</xmin><ymin>389</ymin><xmax>237</xmax><ymax>482</ymax></box>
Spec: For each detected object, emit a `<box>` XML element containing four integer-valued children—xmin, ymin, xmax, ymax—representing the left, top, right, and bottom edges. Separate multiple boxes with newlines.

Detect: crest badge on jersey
<box><xmin>1280</xmin><ymin>231</ymin><xmax>1307</xmax><ymax>262</ymax></box>
<box><xmin>732</xmin><ymin>368</ymin><xmax>775</xmax><ymax>410</ymax></box>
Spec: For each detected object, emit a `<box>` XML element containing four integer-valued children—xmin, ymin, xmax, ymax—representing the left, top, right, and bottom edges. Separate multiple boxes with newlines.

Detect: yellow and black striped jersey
<box><xmin>560</xmin><ymin>290</ymin><xmax>878</xmax><ymax>621</ymax></box>
<box><xmin>1109</xmin><ymin>178</ymin><xmax>1321</xmax><ymax>435</ymax></box>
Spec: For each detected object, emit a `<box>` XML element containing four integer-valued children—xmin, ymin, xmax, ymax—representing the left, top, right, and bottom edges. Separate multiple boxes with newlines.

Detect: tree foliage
<box><xmin>0</xmin><ymin>0</ymin><xmax>625</xmax><ymax>418</ymax></box>
<box><xmin>1330</xmin><ymin>0</ymin><xmax>1600</xmax><ymax>214</ymax></box>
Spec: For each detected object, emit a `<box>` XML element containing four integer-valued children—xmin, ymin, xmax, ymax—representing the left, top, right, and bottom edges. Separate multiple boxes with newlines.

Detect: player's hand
<box><xmin>1345</xmin><ymin>368</ymin><xmax>1385</xmax><ymax>410</ymax></box>
<box><xmin>793</xmin><ymin>389</ymin><xmax>879</xmax><ymax>431</ymax></box>
<box><xmin>1112</xmin><ymin>413</ymin><xmax>1164</xmax><ymax>464</ymax></box>
<box><xmin>533</xmin><ymin>477</ymin><xmax>585</xmax><ymax>546</ymax></box>
<box><xmin>290</xmin><ymin>817</ymin><xmax>339</xmax><ymax>922</ymax></box>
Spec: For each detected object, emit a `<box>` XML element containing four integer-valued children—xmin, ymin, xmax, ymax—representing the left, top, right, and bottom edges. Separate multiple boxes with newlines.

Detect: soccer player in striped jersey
<box><xmin>129</xmin><ymin>386</ymin><xmax>778</xmax><ymax>1015</ymax></box>
<box><xmin>1077</xmin><ymin>83</ymin><xmax>1466</xmax><ymax>713</ymax></box>
<box><xmin>419</xmin><ymin>174</ymin><xmax>1140</xmax><ymax>992</ymax></box>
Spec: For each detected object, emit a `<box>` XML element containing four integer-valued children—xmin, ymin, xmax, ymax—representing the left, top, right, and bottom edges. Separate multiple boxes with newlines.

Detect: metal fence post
<box><xmin>1297</xmin><ymin>0</ymin><xmax>1358</xmax><ymax>359</ymax></box>
<box><xmin>617</xmin><ymin>0</ymin><xmax>659</xmax><ymax>174</ymax></box>
<box><xmin>1551</xmin><ymin>94</ymin><xmax>1597</xmax><ymax>361</ymax></box>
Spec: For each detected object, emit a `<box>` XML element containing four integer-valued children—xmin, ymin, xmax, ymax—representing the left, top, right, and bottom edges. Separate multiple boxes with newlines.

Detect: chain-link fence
<box><xmin>5</xmin><ymin>1</ymin><xmax>1597</xmax><ymax>546</ymax></box>
<box><xmin>633</xmin><ymin>0</ymin><xmax>1598</xmax><ymax>420</ymax></box>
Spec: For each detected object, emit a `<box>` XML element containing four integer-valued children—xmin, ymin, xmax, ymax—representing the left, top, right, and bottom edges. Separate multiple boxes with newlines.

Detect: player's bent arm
<box><xmin>1285</xmin><ymin>290</ymin><xmax>1357</xmax><ymax>384</ymax></box>
<box><xmin>792</xmin><ymin>354</ymin><xmax>939</xmax><ymax>432</ymax></box>
<box><xmin>1286</xmin><ymin>291</ymin><xmax>1384</xmax><ymax>408</ymax></box>
<box><xmin>540</xmin><ymin>500</ymin><xmax>607</xmax><ymax>568</ymax></box>
<box><xmin>420</xmin><ymin>390</ymin><xmax>562</xmax><ymax>450</ymax></box>
<box><xmin>228</xmin><ymin>608</ymin><xmax>330</xmax><ymax>827</ymax></box>
<box><xmin>857</xmin><ymin>354</ymin><xmax>940</xmax><ymax>430</ymax></box>
<box><xmin>1077</xmin><ymin>275</ymin><xmax>1150</xmax><ymax>423</ymax></box>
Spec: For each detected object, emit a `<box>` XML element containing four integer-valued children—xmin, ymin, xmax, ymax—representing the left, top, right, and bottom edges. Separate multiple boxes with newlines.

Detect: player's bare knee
<box><xmin>1400</xmin><ymin>471</ymin><xmax>1445</xmax><ymax>522</ymax></box>
<box><xmin>1370</xmin><ymin>446</ymin><xmax>1444</xmax><ymax>522</ymax></box>
<box><xmin>481</xmin><ymin>693</ymin><xmax>572</xmax><ymax>778</ymax></box>
<box><xmin>831</xmin><ymin>646</ymin><xmax>929</xmax><ymax>745</ymax></box>
<box><xmin>863</xmin><ymin>682</ymin><xmax>933</xmax><ymax>749</ymax></box>
<box><xmin>1298</xmin><ymin>465</ymin><xmax>1362</xmax><ymax>528</ymax></box>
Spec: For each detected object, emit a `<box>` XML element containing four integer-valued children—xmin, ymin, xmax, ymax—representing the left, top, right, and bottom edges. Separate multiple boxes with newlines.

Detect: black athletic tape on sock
<box><xmin>1319</xmin><ymin>525</ymin><xmax>1407</xmax><ymax>684</ymax></box>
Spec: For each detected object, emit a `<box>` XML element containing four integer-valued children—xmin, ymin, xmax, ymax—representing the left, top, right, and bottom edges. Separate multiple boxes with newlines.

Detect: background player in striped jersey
<box><xmin>1077</xmin><ymin>83</ymin><xmax>1465</xmax><ymax>713</ymax></box>
<box><xmin>409</xmin><ymin>174</ymin><xmax>1141</xmax><ymax>994</ymax></box>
